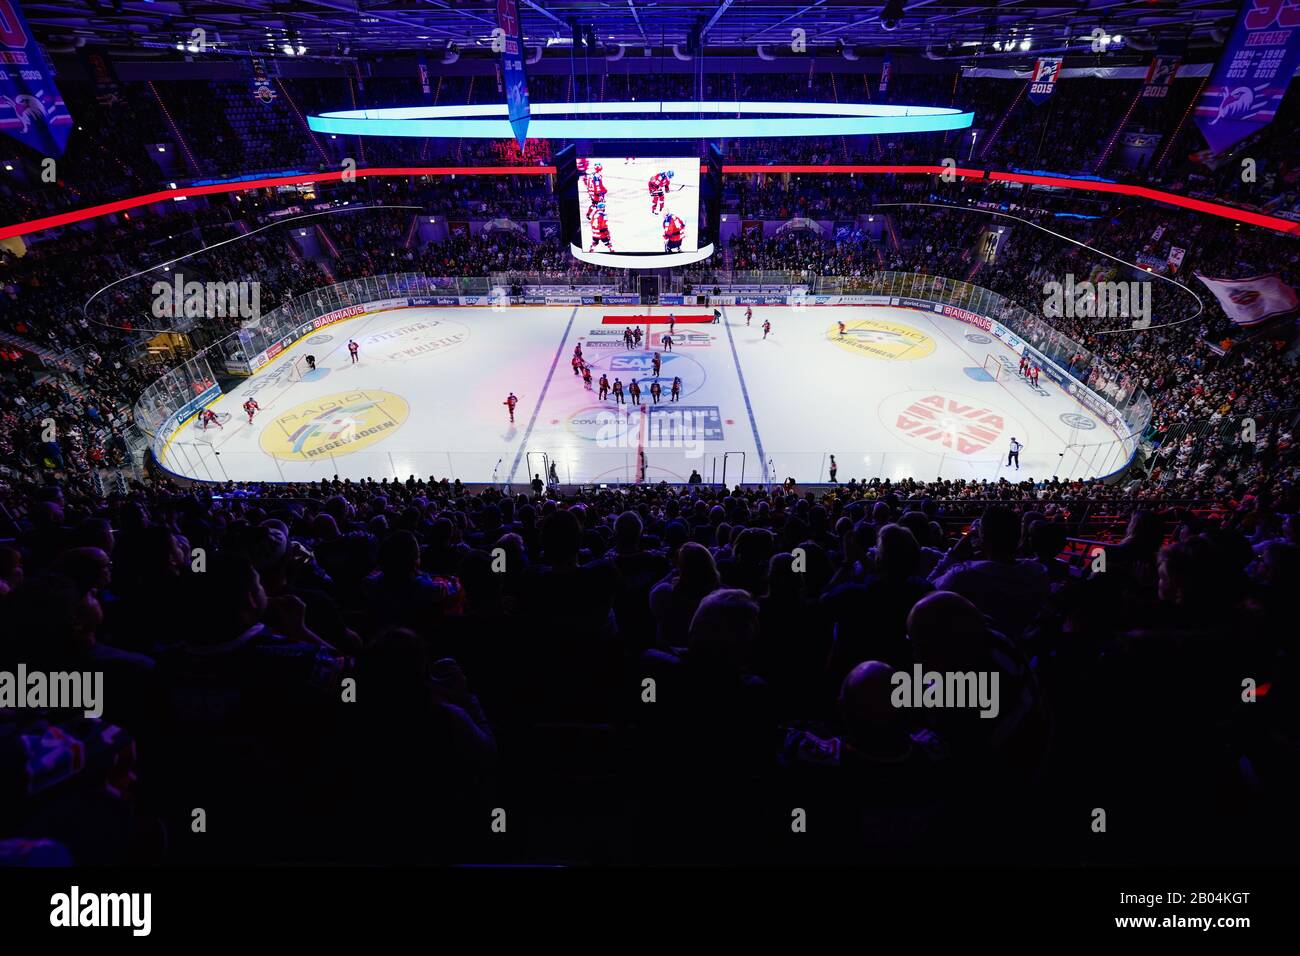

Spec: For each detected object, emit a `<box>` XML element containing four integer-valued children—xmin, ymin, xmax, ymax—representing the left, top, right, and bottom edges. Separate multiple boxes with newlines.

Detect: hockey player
<box><xmin>200</xmin><ymin>408</ymin><xmax>223</xmax><ymax>430</ymax></box>
<box><xmin>612</xmin><ymin>378</ymin><xmax>625</xmax><ymax>404</ymax></box>
<box><xmin>586</xmin><ymin>164</ymin><xmax>607</xmax><ymax>221</ymax></box>
<box><xmin>572</xmin><ymin>354</ymin><xmax>583</xmax><ymax>376</ymax></box>
<box><xmin>828</xmin><ymin>455</ymin><xmax>838</xmax><ymax>483</ymax></box>
<box><xmin>1030</xmin><ymin>365</ymin><xmax>1040</xmax><ymax>387</ymax></box>
<box><xmin>838</xmin><ymin>320</ymin><xmax>846</xmax><ymax>337</ymax></box>
<box><xmin>574</xmin><ymin>343</ymin><xmax>583</xmax><ymax>361</ymax></box>
<box><xmin>651</xmin><ymin>352</ymin><xmax>662</xmax><ymax>377</ymax></box>
<box><xmin>629</xmin><ymin>378</ymin><xmax>641</xmax><ymax>406</ymax></box>
<box><xmin>305</xmin><ymin>354</ymin><xmax>317</xmax><ymax>372</ymax></box>
<box><xmin>663</xmin><ymin>212</ymin><xmax>685</xmax><ymax>252</ymax></box>
<box><xmin>504</xmin><ymin>392</ymin><xmax>518</xmax><ymax>423</ymax></box>
<box><xmin>671</xmin><ymin>376</ymin><xmax>682</xmax><ymax>402</ymax></box>
<box><xmin>623</xmin><ymin>327</ymin><xmax>634</xmax><ymax>350</ymax></box>
<box><xmin>649</xmin><ymin>381</ymin><xmax>662</xmax><ymax>404</ymax></box>
<box><xmin>598</xmin><ymin>373</ymin><xmax>610</xmax><ymax>400</ymax></box>
<box><xmin>632</xmin><ymin>327</ymin><xmax>643</xmax><ymax>347</ymax></box>
<box><xmin>662</xmin><ymin>333</ymin><xmax>674</xmax><ymax>352</ymax></box>
<box><xmin>581</xmin><ymin>365</ymin><xmax>593</xmax><ymax>390</ymax></box>
<box><xmin>648</xmin><ymin>169</ymin><xmax>674</xmax><ymax>214</ymax></box>
<box><xmin>348</xmin><ymin>339</ymin><xmax>359</xmax><ymax>364</ymax></box>
<box><xmin>588</xmin><ymin>202</ymin><xmax>614</xmax><ymax>252</ymax></box>
<box><xmin>243</xmin><ymin>397</ymin><xmax>260</xmax><ymax>424</ymax></box>
<box><xmin>668</xmin><ymin>314</ymin><xmax>676</xmax><ymax>335</ymax></box>
<box><xmin>762</xmin><ymin>319</ymin><xmax>772</xmax><ymax>340</ymax></box>
<box><xmin>746</xmin><ymin>306</ymin><xmax>753</xmax><ymax>326</ymax></box>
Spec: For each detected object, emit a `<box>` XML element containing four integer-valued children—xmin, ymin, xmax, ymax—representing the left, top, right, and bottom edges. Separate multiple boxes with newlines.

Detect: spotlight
<box><xmin>1020</xmin><ymin>38</ymin><xmax>1031</xmax><ymax>51</ymax></box>
<box><xmin>282</xmin><ymin>43</ymin><xmax>294</xmax><ymax>55</ymax></box>
<box><xmin>880</xmin><ymin>0</ymin><xmax>905</xmax><ymax>31</ymax></box>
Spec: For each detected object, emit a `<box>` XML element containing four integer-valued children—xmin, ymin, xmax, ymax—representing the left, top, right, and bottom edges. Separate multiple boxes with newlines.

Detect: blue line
<box><xmin>719</xmin><ymin>307</ymin><xmax>768</xmax><ymax>485</ymax></box>
<box><xmin>507</xmin><ymin>306</ymin><xmax>578</xmax><ymax>484</ymax></box>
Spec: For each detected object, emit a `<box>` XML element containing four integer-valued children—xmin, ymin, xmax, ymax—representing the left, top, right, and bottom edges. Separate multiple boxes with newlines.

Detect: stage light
<box><xmin>880</xmin><ymin>0</ymin><xmax>905</xmax><ymax>31</ymax></box>
<box><xmin>1020</xmin><ymin>39</ymin><xmax>1031</xmax><ymax>51</ymax></box>
<box><xmin>283</xmin><ymin>44</ymin><xmax>294</xmax><ymax>55</ymax></box>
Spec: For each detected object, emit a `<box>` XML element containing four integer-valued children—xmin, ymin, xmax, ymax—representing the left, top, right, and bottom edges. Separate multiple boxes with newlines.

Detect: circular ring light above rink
<box><xmin>306</xmin><ymin>101</ymin><xmax>974</xmax><ymax>139</ymax></box>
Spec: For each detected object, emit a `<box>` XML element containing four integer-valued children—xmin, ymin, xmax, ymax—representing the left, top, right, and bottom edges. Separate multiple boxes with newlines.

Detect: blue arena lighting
<box><xmin>306</xmin><ymin>101</ymin><xmax>974</xmax><ymax>139</ymax></box>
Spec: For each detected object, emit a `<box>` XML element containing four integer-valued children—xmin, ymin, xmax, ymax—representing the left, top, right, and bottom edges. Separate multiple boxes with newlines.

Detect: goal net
<box><xmin>982</xmin><ymin>354</ymin><xmax>1004</xmax><ymax>382</ymax></box>
<box><xmin>287</xmin><ymin>356</ymin><xmax>310</xmax><ymax>381</ymax></box>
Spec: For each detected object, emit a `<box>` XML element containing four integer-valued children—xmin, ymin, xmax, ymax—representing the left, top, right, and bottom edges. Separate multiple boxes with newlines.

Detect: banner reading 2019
<box><xmin>1194</xmin><ymin>0</ymin><xmax>1300</xmax><ymax>155</ymax></box>
<box><xmin>0</xmin><ymin>0</ymin><xmax>73</xmax><ymax>156</ymax></box>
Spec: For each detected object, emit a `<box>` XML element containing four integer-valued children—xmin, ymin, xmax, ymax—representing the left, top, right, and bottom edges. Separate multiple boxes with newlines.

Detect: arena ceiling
<box><xmin>28</xmin><ymin>1</ymin><xmax>1240</xmax><ymax>60</ymax></box>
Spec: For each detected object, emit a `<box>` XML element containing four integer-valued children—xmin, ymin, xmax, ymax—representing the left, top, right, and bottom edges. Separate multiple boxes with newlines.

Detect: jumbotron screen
<box><xmin>577</xmin><ymin>156</ymin><xmax>701</xmax><ymax>254</ymax></box>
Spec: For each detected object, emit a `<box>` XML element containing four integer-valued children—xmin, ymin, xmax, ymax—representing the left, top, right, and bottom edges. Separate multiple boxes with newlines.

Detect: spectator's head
<box><xmin>977</xmin><ymin>506</ymin><xmax>1019</xmax><ymax>561</ymax></box>
<box><xmin>378</xmin><ymin>529</ymin><xmax>422</xmax><ymax>579</ymax></box>
<box><xmin>907</xmin><ymin>590</ymin><xmax>992</xmax><ymax>672</ymax></box>
<box><xmin>613</xmin><ymin>510</ymin><xmax>643</xmax><ymax>552</ymax></box>
<box><xmin>675</xmin><ymin>541</ymin><xmax>720</xmax><ymax>596</ymax></box>
<box><xmin>838</xmin><ymin>661</ymin><xmax>906</xmax><ymax>748</ymax></box>
<box><xmin>687</xmin><ymin>588</ymin><xmax>760</xmax><ymax>671</ymax></box>
<box><xmin>541</xmin><ymin>508</ymin><xmax>582</xmax><ymax>565</ymax></box>
<box><xmin>875</xmin><ymin>524</ymin><xmax>920</xmax><ymax>578</ymax></box>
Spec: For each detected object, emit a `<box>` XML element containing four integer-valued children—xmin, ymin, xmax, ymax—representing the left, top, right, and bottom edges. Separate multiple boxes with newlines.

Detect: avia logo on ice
<box><xmin>895</xmin><ymin>394</ymin><xmax>1005</xmax><ymax>455</ymax></box>
<box><xmin>1042</xmin><ymin>273</ymin><xmax>1151</xmax><ymax>326</ymax></box>
<box><xmin>152</xmin><ymin>275</ymin><xmax>261</xmax><ymax>321</ymax></box>
<box><xmin>50</xmin><ymin>886</ymin><xmax>151</xmax><ymax>936</ymax></box>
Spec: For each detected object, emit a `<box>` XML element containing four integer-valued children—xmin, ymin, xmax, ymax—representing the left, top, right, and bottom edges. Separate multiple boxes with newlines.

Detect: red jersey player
<box><xmin>243</xmin><ymin>398</ymin><xmax>260</xmax><ymax>424</ymax></box>
<box><xmin>670</xmin><ymin>376</ymin><xmax>682</xmax><ymax>402</ymax></box>
<box><xmin>588</xmin><ymin>202</ymin><xmax>614</xmax><ymax>252</ymax></box>
<box><xmin>745</xmin><ymin>306</ymin><xmax>753</xmax><ymax>326</ymax></box>
<box><xmin>200</xmin><ymin>408</ymin><xmax>223</xmax><ymax>430</ymax></box>
<box><xmin>663</xmin><ymin>213</ymin><xmax>685</xmax><ymax>252</ymax></box>
<box><xmin>586</xmin><ymin>164</ymin><xmax>607</xmax><ymax>221</ymax></box>
<box><xmin>504</xmin><ymin>392</ymin><xmax>518</xmax><ymax>423</ymax></box>
<box><xmin>648</xmin><ymin>170</ymin><xmax>674</xmax><ymax>214</ymax></box>
<box><xmin>348</xmin><ymin>339</ymin><xmax>359</xmax><ymax>364</ymax></box>
<box><xmin>762</xmin><ymin>319</ymin><xmax>772</xmax><ymax>339</ymax></box>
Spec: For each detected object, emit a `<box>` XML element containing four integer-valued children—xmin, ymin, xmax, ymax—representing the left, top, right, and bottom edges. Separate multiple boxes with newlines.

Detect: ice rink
<box><xmin>158</xmin><ymin>304</ymin><xmax>1131</xmax><ymax>486</ymax></box>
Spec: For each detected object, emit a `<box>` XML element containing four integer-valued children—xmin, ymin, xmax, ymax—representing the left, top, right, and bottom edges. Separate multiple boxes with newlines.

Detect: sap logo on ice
<box><xmin>50</xmin><ymin>886</ymin><xmax>151</xmax><ymax>936</ymax></box>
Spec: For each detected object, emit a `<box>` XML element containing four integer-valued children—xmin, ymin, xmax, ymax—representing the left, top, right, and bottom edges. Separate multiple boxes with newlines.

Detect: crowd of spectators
<box><xmin>2</xmin><ymin>465</ymin><xmax>1297</xmax><ymax>863</ymax></box>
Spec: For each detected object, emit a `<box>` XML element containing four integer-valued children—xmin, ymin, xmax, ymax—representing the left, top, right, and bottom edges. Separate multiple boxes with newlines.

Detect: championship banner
<box><xmin>417</xmin><ymin>57</ymin><xmax>431</xmax><ymax>97</ymax></box>
<box><xmin>1141</xmin><ymin>50</ymin><xmax>1182</xmax><ymax>99</ymax></box>
<box><xmin>80</xmin><ymin>50</ymin><xmax>122</xmax><ymax>110</ymax></box>
<box><xmin>1194</xmin><ymin>0</ymin><xmax>1300</xmax><ymax>154</ymax></box>
<box><xmin>879</xmin><ymin>57</ymin><xmax>892</xmax><ymax>95</ymax></box>
<box><xmin>496</xmin><ymin>0</ymin><xmax>530</xmax><ymax>148</ymax></box>
<box><xmin>250</xmin><ymin>58</ymin><xmax>276</xmax><ymax>104</ymax></box>
<box><xmin>1027</xmin><ymin>58</ymin><xmax>1063</xmax><ymax>105</ymax></box>
<box><xmin>0</xmin><ymin>0</ymin><xmax>73</xmax><ymax>156</ymax></box>
<box><xmin>1167</xmin><ymin>247</ymin><xmax>1186</xmax><ymax>273</ymax></box>
<box><xmin>1195</xmin><ymin>271</ymin><xmax>1299</xmax><ymax>326</ymax></box>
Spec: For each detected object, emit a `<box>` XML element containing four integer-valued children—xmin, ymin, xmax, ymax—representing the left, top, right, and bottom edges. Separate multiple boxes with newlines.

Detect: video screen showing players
<box><xmin>577</xmin><ymin>156</ymin><xmax>700</xmax><ymax>254</ymax></box>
